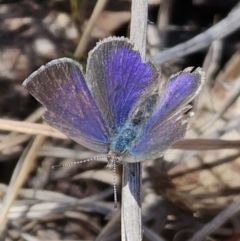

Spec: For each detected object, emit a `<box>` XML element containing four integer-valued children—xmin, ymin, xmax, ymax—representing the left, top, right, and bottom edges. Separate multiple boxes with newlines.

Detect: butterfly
<box><xmin>23</xmin><ymin>36</ymin><xmax>204</xmax><ymax>169</ymax></box>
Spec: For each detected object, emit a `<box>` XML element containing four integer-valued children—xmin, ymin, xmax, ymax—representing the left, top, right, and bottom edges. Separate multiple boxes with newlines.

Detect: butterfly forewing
<box><xmin>86</xmin><ymin>37</ymin><xmax>159</xmax><ymax>132</ymax></box>
<box><xmin>43</xmin><ymin>111</ymin><xmax>109</xmax><ymax>153</ymax></box>
<box><xmin>23</xmin><ymin>58</ymin><xmax>110</xmax><ymax>153</ymax></box>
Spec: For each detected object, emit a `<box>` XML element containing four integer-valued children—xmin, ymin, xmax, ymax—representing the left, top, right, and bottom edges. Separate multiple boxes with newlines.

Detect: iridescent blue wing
<box><xmin>86</xmin><ymin>37</ymin><xmax>159</xmax><ymax>132</ymax></box>
<box><xmin>144</xmin><ymin>67</ymin><xmax>204</xmax><ymax>133</ymax></box>
<box><xmin>128</xmin><ymin>109</ymin><xmax>189</xmax><ymax>160</ymax></box>
<box><xmin>129</xmin><ymin>68</ymin><xmax>204</xmax><ymax>160</ymax></box>
<box><xmin>43</xmin><ymin>112</ymin><xmax>109</xmax><ymax>153</ymax></box>
<box><xmin>23</xmin><ymin>58</ymin><xmax>110</xmax><ymax>153</ymax></box>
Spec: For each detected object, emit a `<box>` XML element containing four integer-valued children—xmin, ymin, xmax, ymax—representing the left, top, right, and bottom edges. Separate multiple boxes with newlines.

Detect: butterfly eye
<box><xmin>115</xmin><ymin>156</ymin><xmax>123</xmax><ymax>165</ymax></box>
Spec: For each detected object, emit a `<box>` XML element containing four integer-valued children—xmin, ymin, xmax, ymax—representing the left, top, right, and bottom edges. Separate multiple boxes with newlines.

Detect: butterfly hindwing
<box><xmin>128</xmin><ymin>68</ymin><xmax>204</xmax><ymax>159</ymax></box>
<box><xmin>129</xmin><ymin>109</ymin><xmax>189</xmax><ymax>160</ymax></box>
<box><xmin>144</xmin><ymin>67</ymin><xmax>204</xmax><ymax>133</ymax></box>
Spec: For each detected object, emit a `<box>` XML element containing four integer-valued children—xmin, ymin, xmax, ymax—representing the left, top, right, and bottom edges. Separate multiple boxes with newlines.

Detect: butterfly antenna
<box><xmin>113</xmin><ymin>161</ymin><xmax>118</xmax><ymax>209</ymax></box>
<box><xmin>52</xmin><ymin>155</ymin><xmax>107</xmax><ymax>169</ymax></box>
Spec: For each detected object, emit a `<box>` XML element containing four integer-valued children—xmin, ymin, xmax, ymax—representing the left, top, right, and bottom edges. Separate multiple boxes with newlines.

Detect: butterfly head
<box><xmin>106</xmin><ymin>151</ymin><xmax>123</xmax><ymax>169</ymax></box>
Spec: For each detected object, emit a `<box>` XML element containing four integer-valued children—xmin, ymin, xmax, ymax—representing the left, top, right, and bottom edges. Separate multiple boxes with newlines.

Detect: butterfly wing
<box><xmin>128</xmin><ymin>109</ymin><xmax>189</xmax><ymax>160</ymax></box>
<box><xmin>43</xmin><ymin>112</ymin><xmax>109</xmax><ymax>153</ymax></box>
<box><xmin>86</xmin><ymin>37</ymin><xmax>159</xmax><ymax>132</ymax></box>
<box><xmin>129</xmin><ymin>68</ymin><xmax>204</xmax><ymax>160</ymax></box>
<box><xmin>23</xmin><ymin>58</ymin><xmax>110</xmax><ymax>153</ymax></box>
<box><xmin>145</xmin><ymin>67</ymin><xmax>205</xmax><ymax>133</ymax></box>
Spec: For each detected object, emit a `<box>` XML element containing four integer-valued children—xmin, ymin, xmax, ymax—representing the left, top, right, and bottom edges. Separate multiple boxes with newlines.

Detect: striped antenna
<box><xmin>112</xmin><ymin>160</ymin><xmax>118</xmax><ymax>209</ymax></box>
<box><xmin>52</xmin><ymin>155</ymin><xmax>107</xmax><ymax>169</ymax></box>
<box><xmin>52</xmin><ymin>154</ymin><xmax>119</xmax><ymax>209</ymax></box>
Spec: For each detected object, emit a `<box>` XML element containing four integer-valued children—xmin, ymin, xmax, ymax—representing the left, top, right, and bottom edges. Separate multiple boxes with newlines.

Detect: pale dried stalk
<box><xmin>121</xmin><ymin>0</ymin><xmax>148</xmax><ymax>240</ymax></box>
<box><xmin>1</xmin><ymin>118</ymin><xmax>240</xmax><ymax>151</ymax></box>
<box><xmin>74</xmin><ymin>0</ymin><xmax>109</xmax><ymax>58</ymax></box>
<box><xmin>0</xmin><ymin>135</ymin><xmax>46</xmax><ymax>234</ymax></box>
<box><xmin>0</xmin><ymin>118</ymin><xmax>66</xmax><ymax>139</ymax></box>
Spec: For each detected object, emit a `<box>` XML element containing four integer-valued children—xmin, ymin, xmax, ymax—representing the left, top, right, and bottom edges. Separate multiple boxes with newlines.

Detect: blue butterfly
<box><xmin>23</xmin><ymin>37</ymin><xmax>204</xmax><ymax>168</ymax></box>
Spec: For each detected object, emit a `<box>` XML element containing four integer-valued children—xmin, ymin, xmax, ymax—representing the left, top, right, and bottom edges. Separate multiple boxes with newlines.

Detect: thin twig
<box><xmin>74</xmin><ymin>0</ymin><xmax>109</xmax><ymax>58</ymax></box>
<box><xmin>170</xmin><ymin>153</ymin><xmax>240</xmax><ymax>179</ymax></box>
<box><xmin>152</xmin><ymin>2</ymin><xmax>240</xmax><ymax>64</ymax></box>
<box><xmin>1</xmin><ymin>118</ymin><xmax>240</xmax><ymax>151</ymax></box>
<box><xmin>199</xmin><ymin>76</ymin><xmax>240</xmax><ymax>133</ymax></box>
<box><xmin>143</xmin><ymin>225</ymin><xmax>167</xmax><ymax>241</ymax></box>
<box><xmin>121</xmin><ymin>0</ymin><xmax>148</xmax><ymax>240</ymax></box>
<box><xmin>195</xmin><ymin>40</ymin><xmax>223</xmax><ymax>110</ymax></box>
<box><xmin>188</xmin><ymin>197</ymin><xmax>240</xmax><ymax>241</ymax></box>
<box><xmin>95</xmin><ymin>211</ymin><xmax>121</xmax><ymax>241</ymax></box>
<box><xmin>0</xmin><ymin>135</ymin><xmax>46</xmax><ymax>234</ymax></box>
<box><xmin>0</xmin><ymin>119</ymin><xmax>66</xmax><ymax>139</ymax></box>
<box><xmin>157</xmin><ymin>0</ymin><xmax>173</xmax><ymax>50</ymax></box>
<box><xmin>172</xmin><ymin>139</ymin><xmax>240</xmax><ymax>150</ymax></box>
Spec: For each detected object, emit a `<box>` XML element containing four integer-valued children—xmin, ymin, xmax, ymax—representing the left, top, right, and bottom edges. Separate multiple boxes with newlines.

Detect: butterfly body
<box><xmin>110</xmin><ymin>93</ymin><xmax>157</xmax><ymax>156</ymax></box>
<box><xmin>111</xmin><ymin>124</ymin><xmax>137</xmax><ymax>154</ymax></box>
<box><xmin>23</xmin><ymin>37</ymin><xmax>204</xmax><ymax>166</ymax></box>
